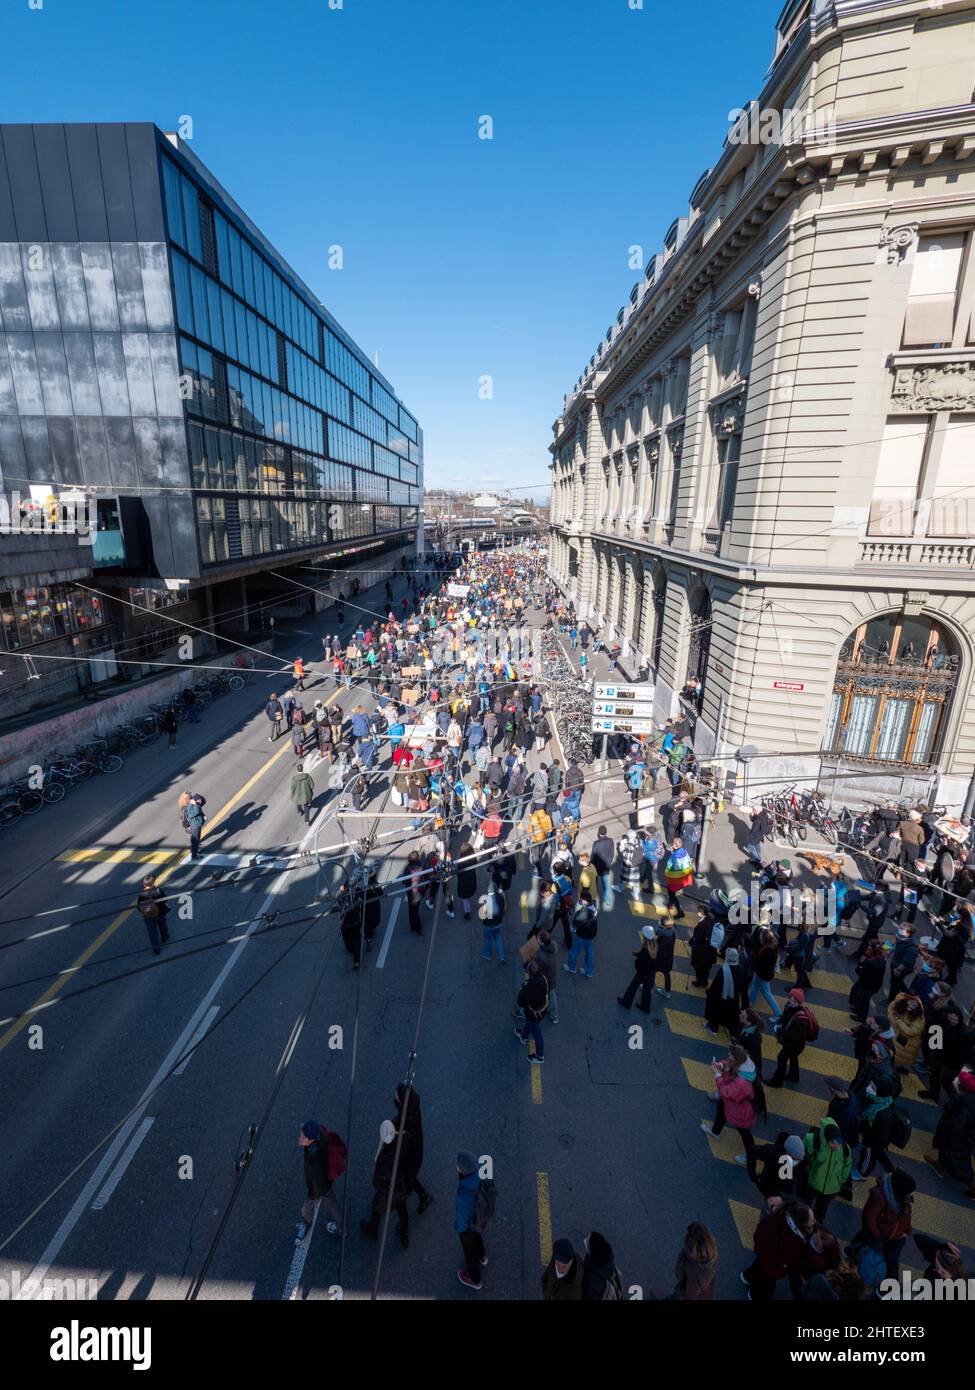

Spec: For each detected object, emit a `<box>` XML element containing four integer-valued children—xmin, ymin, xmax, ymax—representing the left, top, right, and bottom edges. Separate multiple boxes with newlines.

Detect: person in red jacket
<box><xmin>856</xmin><ymin>1169</ymin><xmax>915</xmax><ymax>1278</ymax></box>
<box><xmin>741</xmin><ymin>1200</ymin><xmax>815</xmax><ymax>1300</ymax></box>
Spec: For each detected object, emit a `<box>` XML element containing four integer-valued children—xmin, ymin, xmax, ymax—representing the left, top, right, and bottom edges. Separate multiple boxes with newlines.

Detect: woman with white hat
<box><xmin>617</xmin><ymin>926</ymin><xmax>658</xmax><ymax>1014</ymax></box>
<box><xmin>360</xmin><ymin>1120</ymin><xmax>411</xmax><ymax>1249</ymax></box>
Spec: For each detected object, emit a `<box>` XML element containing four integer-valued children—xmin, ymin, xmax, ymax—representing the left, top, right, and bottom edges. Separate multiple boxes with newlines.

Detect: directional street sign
<box><xmin>591</xmin><ymin>716</ymin><xmax>656</xmax><ymax>736</ymax></box>
<box><xmin>593</xmin><ymin>699</ymin><xmax>654</xmax><ymax>717</ymax></box>
<box><xmin>594</xmin><ymin>682</ymin><xmax>654</xmax><ymax>701</ymax></box>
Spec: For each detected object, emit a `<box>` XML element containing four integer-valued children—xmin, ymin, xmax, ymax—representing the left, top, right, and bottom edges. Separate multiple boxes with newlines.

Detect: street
<box><xmin>1</xmin><ymin>564</ymin><xmax>972</xmax><ymax>1303</ymax></box>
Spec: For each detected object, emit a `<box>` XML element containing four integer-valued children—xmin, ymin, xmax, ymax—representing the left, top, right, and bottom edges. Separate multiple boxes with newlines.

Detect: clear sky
<box><xmin>5</xmin><ymin>0</ymin><xmax>782</xmax><ymax>500</ymax></box>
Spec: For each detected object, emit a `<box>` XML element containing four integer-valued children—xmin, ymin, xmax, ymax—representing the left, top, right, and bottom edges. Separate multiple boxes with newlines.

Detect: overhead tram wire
<box><xmin>186</xmin><ymin>726</ymin><xmax>401</xmax><ymax>1299</ymax></box>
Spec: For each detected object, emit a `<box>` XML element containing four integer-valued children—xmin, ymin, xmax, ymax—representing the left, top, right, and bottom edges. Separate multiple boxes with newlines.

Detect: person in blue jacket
<box><xmin>455</xmin><ymin>1151</ymin><xmax>485</xmax><ymax>1291</ymax></box>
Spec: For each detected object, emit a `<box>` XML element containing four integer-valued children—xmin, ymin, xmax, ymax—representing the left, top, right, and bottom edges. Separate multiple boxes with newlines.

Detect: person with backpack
<box><xmin>479</xmin><ymin>884</ymin><xmax>507</xmax><ymax>962</ymax></box>
<box><xmin>360</xmin><ymin>1119</ymin><xmax>411</xmax><ymax>1249</ymax></box>
<box><xmin>182</xmin><ymin>792</ymin><xmax>206</xmax><ymax>860</ymax></box>
<box><xmin>851</xmin><ymin>1075</ymin><xmax>899</xmax><ymax>1181</ymax></box>
<box><xmin>455</xmin><ymin>1150</ymin><xmax>491</xmax><ymax>1291</ymax></box>
<box><xmin>515</xmin><ymin>959</ymin><xmax>548</xmax><ymax>1062</ymax></box>
<box><xmin>295</xmin><ymin>1119</ymin><xmax>345</xmax><ymax>1242</ymax></box>
<box><xmin>747</xmin><ymin>926</ymin><xmax>781</xmax><ymax>1019</ymax></box>
<box><xmin>581</xmin><ymin>1231</ymin><xmax>623</xmax><ymax>1300</ymax></box>
<box><xmin>564</xmin><ymin>891</ymin><xmax>598</xmax><ymax>979</ymax></box>
<box><xmin>848</xmin><ymin>939</ymin><xmax>886</xmax><ymax>1023</ymax></box>
<box><xmin>590</xmin><ymin>827</ymin><xmax>617</xmax><ymax>913</ymax></box>
<box><xmin>640</xmin><ymin>824</ymin><xmax>666</xmax><ymax>894</ymax></box>
<box><xmin>741</xmin><ymin>1199</ymin><xmax>816</xmax><ymax>1301</ymax></box>
<box><xmin>854</xmin><ymin>1170</ymin><xmax>915</xmax><ymax>1280</ymax></box>
<box><xmin>804</xmin><ymin>1116</ymin><xmax>853</xmax><ymax>1221</ymax></box>
<box><xmin>137</xmin><ymin>874</ymin><xmax>170</xmax><ymax>955</ymax></box>
<box><xmin>767</xmin><ymin>988</ymin><xmax>817</xmax><ymax>1088</ymax></box>
<box><xmin>663</xmin><ymin>837</ymin><xmax>694</xmax><ymax>918</ymax></box>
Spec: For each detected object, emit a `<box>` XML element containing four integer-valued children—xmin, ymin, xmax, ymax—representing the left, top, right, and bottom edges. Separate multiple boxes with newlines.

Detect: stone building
<box><xmin>548</xmin><ymin>0</ymin><xmax>975</xmax><ymax>811</ymax></box>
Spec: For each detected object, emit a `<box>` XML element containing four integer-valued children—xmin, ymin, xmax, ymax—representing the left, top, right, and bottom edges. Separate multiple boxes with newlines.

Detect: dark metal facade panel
<box><xmin>62</xmin><ymin>332</ymin><xmax>102</xmax><ymax>416</ymax></box>
<box><xmin>0</xmin><ymin>242</ymin><xmax>31</xmax><ymax>330</ymax></box>
<box><xmin>132</xmin><ymin>415</ymin><xmax>165</xmax><ymax>486</ymax></box>
<box><xmin>46</xmin><ymin>416</ymin><xmax>83</xmax><ymax>484</ymax></box>
<box><xmin>1</xmin><ymin>126</ymin><xmax>47</xmax><ymax>243</ymax></box>
<box><xmin>33</xmin><ymin>125</ymin><xmax>79</xmax><ymax>243</ymax></box>
<box><xmin>74</xmin><ymin>415</ymin><xmax>111</xmax><ymax>484</ymax></box>
<box><xmin>111</xmin><ymin>242</ymin><xmax>147</xmax><ymax>330</ymax></box>
<box><xmin>95</xmin><ymin>126</ymin><xmax>137</xmax><ymax>241</ymax></box>
<box><xmin>20</xmin><ymin>415</ymin><xmax>54</xmax><ymax>480</ymax></box>
<box><xmin>167</xmin><ymin>493</ymin><xmax>200</xmax><ymax>576</ymax></box>
<box><xmin>50</xmin><ymin>244</ymin><xmax>91</xmax><ymax>330</ymax></box>
<box><xmin>0</xmin><ymin>416</ymin><xmax>27</xmax><ymax>474</ymax></box>
<box><xmin>62</xmin><ymin>125</ymin><xmax>109</xmax><ymax>241</ymax></box>
<box><xmin>125</xmin><ymin>124</ymin><xmax>167</xmax><ymax>242</ymax></box>
<box><xmin>0</xmin><ymin>135</ymin><xmax>17</xmax><ymax>242</ymax></box>
<box><xmin>105</xmin><ymin>415</ymin><xmax>139</xmax><ymax>487</ymax></box>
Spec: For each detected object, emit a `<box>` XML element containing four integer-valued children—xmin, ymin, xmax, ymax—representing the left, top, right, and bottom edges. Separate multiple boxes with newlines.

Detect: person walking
<box><xmin>671</xmin><ymin>1222</ymin><xmax>718</xmax><ymax>1300</ymax></box>
<box><xmin>515</xmin><ymin>959</ymin><xmax>548</xmax><ymax>1063</ymax></box>
<box><xmin>849</xmin><ymin>939</ymin><xmax>886</xmax><ymax>1023</ymax></box>
<box><xmin>617</xmin><ymin>926</ymin><xmax>658</xmax><ymax>1014</ymax></box>
<box><xmin>745</xmin><ymin>804</ymin><xmax>773</xmax><ymax>866</ymax></box>
<box><xmin>590</xmin><ymin>827</ymin><xmax>617</xmax><ymax>913</ymax></box>
<box><xmin>535</xmin><ymin>929</ymin><xmax>560</xmax><ymax>1025</ymax></box>
<box><xmin>704</xmin><ymin>948</ymin><xmax>747</xmax><ymax>1036</ymax></box>
<box><xmin>663</xmin><ymin>837</ymin><xmax>694</xmax><ymax>918</ymax></box>
<box><xmin>360</xmin><ymin>1120</ymin><xmax>410</xmax><ymax>1249</ymax></box>
<box><xmin>851</xmin><ymin>1075</ymin><xmax>897</xmax><ymax>1181</ymax></box>
<box><xmin>741</xmin><ymin>1200</ymin><xmax>816</xmax><ymax>1301</ymax></box>
<box><xmin>137</xmin><ymin>874</ymin><xmax>170</xmax><ymax>955</ymax></box>
<box><xmin>747</xmin><ymin>926</ymin><xmax>781</xmax><ymax>1019</ymax></box>
<box><xmin>162</xmin><ymin>703</ymin><xmax>178</xmax><ymax>749</ymax></box>
<box><xmin>406</xmin><ymin>850</ymin><xmax>425</xmax><ymax>936</ymax></box>
<box><xmin>265</xmin><ymin>693</ymin><xmax>284</xmax><ymax>741</ymax></box>
<box><xmin>182</xmin><ymin>686</ymin><xmax>201</xmax><ymax>724</ymax></box>
<box><xmin>542</xmin><ymin>1237</ymin><xmax>585</xmax><ymax>1300</ymax></box>
<box><xmin>394</xmin><ymin>1083</ymin><xmax>433</xmax><ymax>1215</ymax></box>
<box><xmin>182</xmin><ymin>792</ymin><xmax>206</xmax><ymax>860</ymax></box>
<box><xmin>293</xmin><ymin>657</ymin><xmax>306</xmax><ymax>691</ymax></box>
<box><xmin>652</xmin><ymin>913</ymin><xmax>677</xmax><ymax>997</ymax></box>
<box><xmin>291</xmin><ymin>763</ymin><xmax>315</xmax><ymax>824</ymax></box>
<box><xmin>700</xmin><ymin>1045</ymin><xmax>759</xmax><ymax>1170</ymax></box>
<box><xmin>448</xmin><ymin>841</ymin><xmax>478</xmax><ymax>921</ymax></box>
<box><xmin>886</xmin><ymin>925</ymin><xmax>919</xmax><ymax>1003</ymax></box>
<box><xmin>804</xmin><ymin>1116</ymin><xmax>853</xmax><ymax>1222</ymax></box>
<box><xmin>479</xmin><ymin>883</ymin><xmax>507</xmax><ymax>962</ymax></box>
<box><xmin>690</xmin><ymin>907</ymin><xmax>719</xmax><ymax>988</ymax></box>
<box><xmin>581</xmin><ymin>1231</ymin><xmax>623</xmax><ymax>1300</ymax></box>
<box><xmin>295</xmin><ymin>1120</ymin><xmax>345</xmax><ymax>1242</ymax></box>
<box><xmin>924</xmin><ymin>1066</ymin><xmax>975</xmax><ymax>1197</ymax></box>
<box><xmin>455</xmin><ymin>1151</ymin><xmax>488</xmax><ymax>1290</ymax></box>
<box><xmin>564</xmin><ymin>892</ymin><xmax>598</xmax><ymax>979</ymax></box>
<box><xmin>854</xmin><ymin>1170</ymin><xmax>916</xmax><ymax>1280</ymax></box>
<box><xmin>767</xmin><ymin>988</ymin><xmax>815</xmax><ymax>1088</ymax></box>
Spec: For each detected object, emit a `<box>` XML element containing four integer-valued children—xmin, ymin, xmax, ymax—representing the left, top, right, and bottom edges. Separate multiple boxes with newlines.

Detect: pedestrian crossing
<box><xmin>639</xmin><ymin>904</ymin><xmax>975</xmax><ymax>1271</ymax></box>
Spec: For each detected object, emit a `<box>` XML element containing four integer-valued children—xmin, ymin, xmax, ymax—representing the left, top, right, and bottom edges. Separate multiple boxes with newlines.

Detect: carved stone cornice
<box><xmin>889</xmin><ymin>351</ymin><xmax>975</xmax><ymax>412</ymax></box>
<box><xmin>708</xmin><ymin>379</ymin><xmax>749</xmax><ymax>439</ymax></box>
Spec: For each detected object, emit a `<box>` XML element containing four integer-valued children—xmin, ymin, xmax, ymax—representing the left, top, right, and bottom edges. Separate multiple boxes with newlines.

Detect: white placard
<box><xmin>593</xmin><ymin>682</ymin><xmax>654</xmax><ymax>701</ymax></box>
<box><xmin>447</xmin><ymin>583</ymin><xmax>470</xmax><ymax>598</ymax></box>
<box><xmin>593</xmin><ymin>699</ymin><xmax>655</xmax><ymax>717</ymax></box>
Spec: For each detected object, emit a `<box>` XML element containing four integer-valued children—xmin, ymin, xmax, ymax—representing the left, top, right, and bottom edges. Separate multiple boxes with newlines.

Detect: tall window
<box><xmin>868</xmin><ymin>418</ymin><xmax>928</xmax><ymax>535</ymax></box>
<box><xmin>903</xmin><ymin>232</ymin><xmax>972</xmax><ymax>349</ymax></box>
<box><xmin>824</xmin><ymin>615</ymin><xmax>957</xmax><ymax>766</ymax></box>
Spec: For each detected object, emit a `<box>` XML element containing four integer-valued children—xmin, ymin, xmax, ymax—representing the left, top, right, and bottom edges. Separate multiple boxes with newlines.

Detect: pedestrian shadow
<box><xmin>206</xmin><ymin>800</ymin><xmax>265</xmax><ymax>840</ymax></box>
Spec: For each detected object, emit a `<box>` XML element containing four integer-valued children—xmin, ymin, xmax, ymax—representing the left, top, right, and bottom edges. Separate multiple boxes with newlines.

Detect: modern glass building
<box><xmin>0</xmin><ymin>123</ymin><xmax>421</xmax><ymax>714</ymax></box>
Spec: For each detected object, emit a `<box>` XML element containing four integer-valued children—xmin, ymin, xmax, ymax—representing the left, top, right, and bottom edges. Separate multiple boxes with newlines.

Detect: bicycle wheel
<box><xmin>195</xmin><ymin>692</ymin><xmax>213</xmax><ymax>711</ymax></box>
<box><xmin>42</xmin><ymin>782</ymin><xmax>66</xmax><ymax>804</ymax></box>
<box><xmin>227</xmin><ymin>673</ymin><xmax>245</xmax><ymax>690</ymax></box>
<box><xmin>18</xmin><ymin>789</ymin><xmax>44</xmax><ymax>814</ymax></box>
<box><xmin>174</xmin><ymin>704</ymin><xmax>189</xmax><ymax>723</ymax></box>
<box><xmin>138</xmin><ymin>719</ymin><xmax>160</xmax><ymax>745</ymax></box>
<box><xmin>74</xmin><ymin>760</ymin><xmax>96</xmax><ymax>782</ymax></box>
<box><xmin>97</xmin><ymin>754</ymin><xmax>124</xmax><ymax>774</ymax></box>
<box><xmin>795</xmin><ymin>819</ymin><xmax>807</xmax><ymax>841</ymax></box>
<box><xmin>819</xmin><ymin>817</ymin><xmax>838</xmax><ymax>847</ymax></box>
<box><xmin>0</xmin><ymin>799</ymin><xmax>23</xmax><ymax>827</ymax></box>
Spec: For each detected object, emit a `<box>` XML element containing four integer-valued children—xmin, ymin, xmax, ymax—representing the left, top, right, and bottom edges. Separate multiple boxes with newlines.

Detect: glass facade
<box><xmin>162</xmin><ymin>155</ymin><xmax>421</xmax><ymax>569</ymax></box>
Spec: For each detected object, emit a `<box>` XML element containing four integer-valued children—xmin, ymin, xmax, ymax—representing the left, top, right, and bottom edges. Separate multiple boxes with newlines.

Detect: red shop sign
<box><xmin>773</xmin><ymin>680</ymin><xmax>805</xmax><ymax>692</ymax></box>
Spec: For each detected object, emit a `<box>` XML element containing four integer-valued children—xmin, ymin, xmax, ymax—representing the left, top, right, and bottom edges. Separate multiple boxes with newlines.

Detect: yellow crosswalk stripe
<box><xmin>58</xmin><ymin>847</ymin><xmax>180</xmax><ymax>865</ymax></box>
<box><xmin>537</xmin><ymin>1172</ymin><xmax>553</xmax><ymax>1266</ymax></box>
<box><xmin>671</xmin><ymin>1014</ymin><xmax>933</xmax><ymax>1105</ymax></box>
<box><xmin>528</xmin><ymin>1037</ymin><xmax>543</xmax><ymax>1102</ymax></box>
<box><xmin>519</xmin><ymin>892</ymin><xmax>530</xmax><ymax>925</ymax></box>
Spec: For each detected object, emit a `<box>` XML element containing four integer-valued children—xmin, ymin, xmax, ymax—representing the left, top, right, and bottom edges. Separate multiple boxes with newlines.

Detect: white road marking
<box><xmin>15</xmin><ymin>813</ymin><xmax>323</xmax><ymax>1299</ymax></box>
<box><xmin>282</xmin><ymin>1200</ymin><xmax>319</xmax><ymax>1300</ymax></box>
<box><xmin>376</xmin><ymin>896</ymin><xmax>401</xmax><ymax>970</ymax></box>
<box><xmin>90</xmin><ymin>1116</ymin><xmax>155</xmax><ymax>1211</ymax></box>
<box><xmin>173</xmin><ymin>1006</ymin><xmax>220</xmax><ymax>1076</ymax></box>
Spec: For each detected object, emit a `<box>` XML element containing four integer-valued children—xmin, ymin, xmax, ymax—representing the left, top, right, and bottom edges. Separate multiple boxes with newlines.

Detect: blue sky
<box><xmin>5</xmin><ymin>0</ymin><xmax>781</xmax><ymax>500</ymax></box>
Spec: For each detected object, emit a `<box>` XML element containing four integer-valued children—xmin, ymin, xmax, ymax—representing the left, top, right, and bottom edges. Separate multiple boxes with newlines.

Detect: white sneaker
<box><xmin>699</xmin><ymin>1120</ymin><xmax>716</xmax><ymax>1136</ymax></box>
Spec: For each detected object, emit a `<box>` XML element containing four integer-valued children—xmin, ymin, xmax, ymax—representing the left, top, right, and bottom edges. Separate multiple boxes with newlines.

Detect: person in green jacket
<box><xmin>804</xmin><ymin>1116</ymin><xmax>853</xmax><ymax>1222</ymax></box>
<box><xmin>291</xmin><ymin>763</ymin><xmax>315</xmax><ymax>824</ymax></box>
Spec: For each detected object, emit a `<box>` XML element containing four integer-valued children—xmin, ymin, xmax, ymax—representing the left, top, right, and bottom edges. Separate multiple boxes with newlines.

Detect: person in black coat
<box><xmin>394</xmin><ymin>1083</ymin><xmax>433</xmax><ymax>1213</ymax></box>
<box><xmin>825</xmin><ymin>1076</ymin><xmax>863</xmax><ymax>1150</ymax></box>
<box><xmin>767</xmin><ymin>990</ymin><xmax>812</xmax><ymax>1088</ymax></box>
<box><xmin>360</xmin><ymin>1120</ymin><xmax>411</xmax><ymax>1247</ymax></box>
<box><xmin>934</xmin><ymin>925</ymin><xmax>966</xmax><ymax>987</ymax></box>
<box><xmin>736</xmin><ymin>1008</ymin><xmax>766</xmax><ymax>1083</ymax></box>
<box><xmin>750</xmin><ymin>1132</ymin><xmax>809</xmax><ymax>1203</ymax></box>
<box><xmin>848</xmin><ymin>940</ymin><xmax>886</xmax><ymax>1022</ymax></box>
<box><xmin>617</xmin><ymin>930</ymin><xmax>658</xmax><ymax>1014</ymax></box>
<box><xmin>925</xmin><ymin>1071</ymin><xmax>975</xmax><ymax>1196</ymax></box>
<box><xmin>704</xmin><ymin>949</ymin><xmax>748</xmax><ymax>1035</ymax></box>
<box><xmin>690</xmin><ymin>908</ymin><xmax>718</xmax><ymax>988</ymax></box>
<box><xmin>363</xmin><ymin>876</ymin><xmax>384</xmax><ymax>952</ymax></box>
<box><xmin>651</xmin><ymin>918</ymin><xmax>677</xmax><ymax>995</ymax></box>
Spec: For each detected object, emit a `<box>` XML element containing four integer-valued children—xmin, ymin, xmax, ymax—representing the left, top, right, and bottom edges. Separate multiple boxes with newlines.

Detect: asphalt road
<box><xmin>0</xmin><ymin>576</ymin><xmax>973</xmax><ymax>1302</ymax></box>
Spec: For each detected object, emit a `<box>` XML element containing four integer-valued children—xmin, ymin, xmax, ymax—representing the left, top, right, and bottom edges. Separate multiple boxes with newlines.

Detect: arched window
<box><xmin>823</xmin><ymin>614</ymin><xmax>958</xmax><ymax>766</ymax></box>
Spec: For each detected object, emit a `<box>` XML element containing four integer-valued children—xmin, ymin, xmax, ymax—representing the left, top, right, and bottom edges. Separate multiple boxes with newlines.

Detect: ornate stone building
<box><xmin>548</xmin><ymin>0</ymin><xmax>975</xmax><ymax>809</ymax></box>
